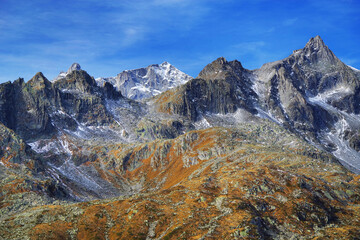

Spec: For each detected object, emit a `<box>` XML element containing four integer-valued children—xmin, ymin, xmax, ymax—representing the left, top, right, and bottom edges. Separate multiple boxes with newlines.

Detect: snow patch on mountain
<box><xmin>308</xmin><ymin>92</ymin><xmax>360</xmax><ymax>173</ymax></box>
<box><xmin>96</xmin><ymin>62</ymin><xmax>193</xmax><ymax>100</ymax></box>
<box><xmin>310</xmin><ymin>85</ymin><xmax>353</xmax><ymax>102</ymax></box>
<box><xmin>194</xmin><ymin>117</ymin><xmax>212</xmax><ymax>129</ymax></box>
<box><xmin>28</xmin><ymin>140</ymin><xmax>63</xmax><ymax>154</ymax></box>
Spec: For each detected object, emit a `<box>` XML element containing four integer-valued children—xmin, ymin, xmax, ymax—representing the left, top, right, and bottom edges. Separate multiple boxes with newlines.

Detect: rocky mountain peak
<box><xmin>32</xmin><ymin>72</ymin><xmax>46</xmax><ymax>81</ymax></box>
<box><xmin>197</xmin><ymin>57</ymin><xmax>245</xmax><ymax>80</ymax></box>
<box><xmin>305</xmin><ymin>35</ymin><xmax>326</xmax><ymax>50</ymax></box>
<box><xmin>54</xmin><ymin>63</ymin><xmax>82</xmax><ymax>81</ymax></box>
<box><xmin>67</xmin><ymin>63</ymin><xmax>81</xmax><ymax>74</ymax></box>
<box><xmin>55</xmin><ymin>69</ymin><xmax>98</xmax><ymax>94</ymax></box>
<box><xmin>292</xmin><ymin>35</ymin><xmax>337</xmax><ymax>65</ymax></box>
<box><xmin>160</xmin><ymin>61</ymin><xmax>170</xmax><ymax>66</ymax></box>
<box><xmin>149</xmin><ymin>61</ymin><xmax>173</xmax><ymax>71</ymax></box>
<box><xmin>215</xmin><ymin>56</ymin><xmax>227</xmax><ymax>64</ymax></box>
<box><xmin>96</xmin><ymin>62</ymin><xmax>192</xmax><ymax>100</ymax></box>
<box><xmin>28</xmin><ymin>72</ymin><xmax>52</xmax><ymax>88</ymax></box>
<box><xmin>197</xmin><ymin>57</ymin><xmax>228</xmax><ymax>80</ymax></box>
<box><xmin>2</xmin><ymin>35</ymin><xmax>360</xmax><ymax>240</ymax></box>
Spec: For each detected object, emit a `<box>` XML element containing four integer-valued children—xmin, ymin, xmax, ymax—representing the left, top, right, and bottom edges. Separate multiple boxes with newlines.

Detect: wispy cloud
<box><xmin>120</xmin><ymin>26</ymin><xmax>149</xmax><ymax>47</ymax></box>
<box><xmin>339</xmin><ymin>57</ymin><xmax>360</xmax><ymax>66</ymax></box>
<box><xmin>283</xmin><ymin>18</ymin><xmax>298</xmax><ymax>26</ymax></box>
<box><xmin>0</xmin><ymin>0</ymin><xmax>213</xmax><ymax>80</ymax></box>
<box><xmin>229</xmin><ymin>41</ymin><xmax>270</xmax><ymax>69</ymax></box>
<box><xmin>0</xmin><ymin>0</ymin><xmax>359</xmax><ymax>82</ymax></box>
<box><xmin>233</xmin><ymin>41</ymin><xmax>266</xmax><ymax>52</ymax></box>
<box><xmin>107</xmin><ymin>0</ymin><xmax>211</xmax><ymax>40</ymax></box>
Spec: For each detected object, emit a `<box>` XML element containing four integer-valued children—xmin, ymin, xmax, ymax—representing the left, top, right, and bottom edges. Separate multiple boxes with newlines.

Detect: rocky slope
<box><xmin>154</xmin><ymin>36</ymin><xmax>360</xmax><ymax>173</ymax></box>
<box><xmin>0</xmin><ymin>63</ymin><xmax>193</xmax><ymax>202</ymax></box>
<box><xmin>251</xmin><ymin>36</ymin><xmax>360</xmax><ymax>173</ymax></box>
<box><xmin>1</xmin><ymin>36</ymin><xmax>360</xmax><ymax>239</ymax></box>
<box><xmin>96</xmin><ymin>62</ymin><xmax>193</xmax><ymax>100</ymax></box>
<box><xmin>2</xmin><ymin>123</ymin><xmax>360</xmax><ymax>239</ymax></box>
<box><xmin>154</xmin><ymin>58</ymin><xmax>258</xmax><ymax>122</ymax></box>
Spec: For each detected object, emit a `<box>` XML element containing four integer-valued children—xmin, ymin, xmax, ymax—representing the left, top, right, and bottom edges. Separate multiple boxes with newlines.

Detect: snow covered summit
<box><xmin>96</xmin><ymin>62</ymin><xmax>193</xmax><ymax>100</ymax></box>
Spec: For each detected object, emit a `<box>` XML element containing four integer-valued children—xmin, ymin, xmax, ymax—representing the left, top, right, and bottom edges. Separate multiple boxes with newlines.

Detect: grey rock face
<box><xmin>154</xmin><ymin>36</ymin><xmax>360</xmax><ymax>172</ymax></box>
<box><xmin>253</xmin><ymin>37</ymin><xmax>360</xmax><ymax>171</ymax></box>
<box><xmin>156</xmin><ymin>57</ymin><xmax>258</xmax><ymax>121</ymax></box>
<box><xmin>0</xmin><ymin>66</ymin><xmax>124</xmax><ymax>141</ymax></box>
<box><xmin>96</xmin><ymin>62</ymin><xmax>193</xmax><ymax>100</ymax></box>
<box><xmin>0</xmin><ymin>64</ymin><xmax>194</xmax><ymax>200</ymax></box>
<box><xmin>296</xmin><ymin>35</ymin><xmax>337</xmax><ymax>65</ymax></box>
<box><xmin>53</xmin><ymin>69</ymin><xmax>97</xmax><ymax>94</ymax></box>
<box><xmin>1</xmin><ymin>35</ymin><xmax>360</xmax><ymax>204</ymax></box>
<box><xmin>0</xmin><ymin>73</ymin><xmax>58</xmax><ymax>141</ymax></box>
<box><xmin>253</xmin><ymin>36</ymin><xmax>359</xmax><ymax>129</ymax></box>
<box><xmin>250</xmin><ymin>36</ymin><xmax>360</xmax><ymax>171</ymax></box>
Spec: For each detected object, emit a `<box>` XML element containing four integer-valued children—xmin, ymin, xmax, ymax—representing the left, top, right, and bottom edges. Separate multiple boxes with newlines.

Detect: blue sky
<box><xmin>0</xmin><ymin>0</ymin><xmax>359</xmax><ymax>82</ymax></box>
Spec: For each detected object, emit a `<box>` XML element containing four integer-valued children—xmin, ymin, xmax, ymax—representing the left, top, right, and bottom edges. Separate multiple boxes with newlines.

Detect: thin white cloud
<box><xmin>229</xmin><ymin>41</ymin><xmax>286</xmax><ymax>69</ymax></box>
<box><xmin>339</xmin><ymin>57</ymin><xmax>359</xmax><ymax>66</ymax></box>
<box><xmin>104</xmin><ymin>0</ymin><xmax>211</xmax><ymax>46</ymax></box>
<box><xmin>0</xmin><ymin>0</ymin><xmax>212</xmax><ymax>60</ymax></box>
<box><xmin>283</xmin><ymin>18</ymin><xmax>298</xmax><ymax>26</ymax></box>
<box><xmin>233</xmin><ymin>41</ymin><xmax>266</xmax><ymax>52</ymax></box>
<box><xmin>121</xmin><ymin>26</ymin><xmax>148</xmax><ymax>47</ymax></box>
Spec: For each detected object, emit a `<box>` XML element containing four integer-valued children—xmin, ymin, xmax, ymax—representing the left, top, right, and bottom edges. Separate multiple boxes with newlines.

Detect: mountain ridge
<box><xmin>153</xmin><ymin>35</ymin><xmax>360</xmax><ymax>173</ymax></box>
<box><xmin>1</xmin><ymin>35</ymin><xmax>360</xmax><ymax>239</ymax></box>
<box><xmin>96</xmin><ymin>61</ymin><xmax>193</xmax><ymax>100</ymax></box>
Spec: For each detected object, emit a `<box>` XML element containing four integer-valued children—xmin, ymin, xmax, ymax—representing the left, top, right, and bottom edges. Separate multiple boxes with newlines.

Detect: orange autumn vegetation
<box><xmin>2</xmin><ymin>126</ymin><xmax>360</xmax><ymax>239</ymax></box>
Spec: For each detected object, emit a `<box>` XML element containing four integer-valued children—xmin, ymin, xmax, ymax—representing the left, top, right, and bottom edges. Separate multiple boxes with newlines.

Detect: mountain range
<box><xmin>95</xmin><ymin>61</ymin><xmax>193</xmax><ymax>100</ymax></box>
<box><xmin>1</xmin><ymin>36</ymin><xmax>360</xmax><ymax>239</ymax></box>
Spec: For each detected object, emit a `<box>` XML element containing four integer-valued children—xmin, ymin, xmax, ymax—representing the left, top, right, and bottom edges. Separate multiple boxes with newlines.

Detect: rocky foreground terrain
<box><xmin>1</xmin><ymin>36</ymin><xmax>360</xmax><ymax>239</ymax></box>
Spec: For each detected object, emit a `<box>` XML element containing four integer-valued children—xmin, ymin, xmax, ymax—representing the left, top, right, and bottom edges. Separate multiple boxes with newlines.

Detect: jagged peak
<box><xmin>13</xmin><ymin>78</ymin><xmax>25</xmax><ymax>86</ymax></box>
<box><xmin>30</xmin><ymin>72</ymin><xmax>48</xmax><ymax>83</ymax></box>
<box><xmin>197</xmin><ymin>57</ymin><xmax>245</xmax><ymax>80</ymax></box>
<box><xmin>229</xmin><ymin>59</ymin><xmax>244</xmax><ymax>69</ymax></box>
<box><xmin>304</xmin><ymin>35</ymin><xmax>327</xmax><ymax>51</ymax></box>
<box><xmin>291</xmin><ymin>35</ymin><xmax>337</xmax><ymax>65</ymax></box>
<box><xmin>28</xmin><ymin>72</ymin><xmax>52</xmax><ymax>88</ymax></box>
<box><xmin>201</xmin><ymin>57</ymin><xmax>228</xmax><ymax>70</ymax></box>
<box><xmin>147</xmin><ymin>61</ymin><xmax>172</xmax><ymax>69</ymax></box>
<box><xmin>34</xmin><ymin>72</ymin><xmax>46</xmax><ymax>78</ymax></box>
<box><xmin>214</xmin><ymin>57</ymin><xmax>227</xmax><ymax>65</ymax></box>
<box><xmin>160</xmin><ymin>61</ymin><xmax>171</xmax><ymax>66</ymax></box>
<box><xmin>53</xmin><ymin>68</ymin><xmax>98</xmax><ymax>94</ymax></box>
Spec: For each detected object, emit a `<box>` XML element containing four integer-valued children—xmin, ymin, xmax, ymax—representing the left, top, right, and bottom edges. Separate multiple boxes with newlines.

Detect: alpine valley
<box><xmin>1</xmin><ymin>36</ymin><xmax>360</xmax><ymax>239</ymax></box>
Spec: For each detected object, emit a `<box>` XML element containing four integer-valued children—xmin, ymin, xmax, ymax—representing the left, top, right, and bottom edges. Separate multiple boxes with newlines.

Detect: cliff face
<box><xmin>255</xmin><ymin>36</ymin><xmax>359</xmax><ymax>128</ymax></box>
<box><xmin>154</xmin><ymin>36</ymin><xmax>360</xmax><ymax>173</ymax></box>
<box><xmin>0</xmin><ymin>74</ymin><xmax>57</xmax><ymax>140</ymax></box>
<box><xmin>155</xmin><ymin>58</ymin><xmax>257</xmax><ymax>121</ymax></box>
<box><xmin>0</xmin><ymin>67</ymin><xmax>125</xmax><ymax>141</ymax></box>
